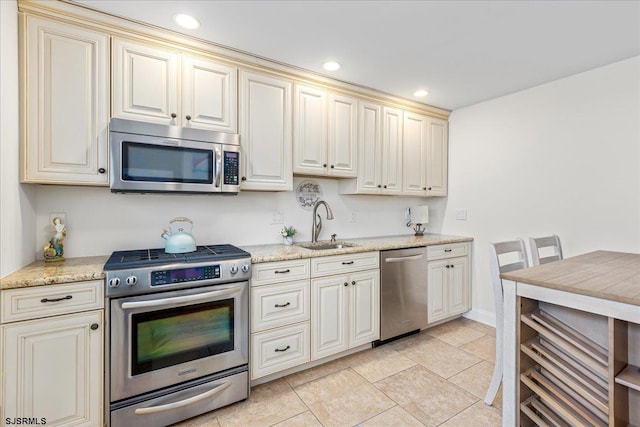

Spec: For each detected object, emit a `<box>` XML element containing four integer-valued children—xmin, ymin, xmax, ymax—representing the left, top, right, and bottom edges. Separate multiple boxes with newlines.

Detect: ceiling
<box><xmin>75</xmin><ymin>0</ymin><xmax>640</xmax><ymax>111</ymax></box>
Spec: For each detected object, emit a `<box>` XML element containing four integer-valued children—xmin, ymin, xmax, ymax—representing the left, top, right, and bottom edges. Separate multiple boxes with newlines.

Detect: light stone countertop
<box><xmin>0</xmin><ymin>256</ymin><xmax>109</xmax><ymax>290</ymax></box>
<box><xmin>0</xmin><ymin>233</ymin><xmax>473</xmax><ymax>290</ymax></box>
<box><xmin>240</xmin><ymin>233</ymin><xmax>473</xmax><ymax>264</ymax></box>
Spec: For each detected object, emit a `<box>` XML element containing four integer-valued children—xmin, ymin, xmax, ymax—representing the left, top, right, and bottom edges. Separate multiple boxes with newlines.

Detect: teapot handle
<box><xmin>169</xmin><ymin>217</ymin><xmax>193</xmax><ymax>225</ymax></box>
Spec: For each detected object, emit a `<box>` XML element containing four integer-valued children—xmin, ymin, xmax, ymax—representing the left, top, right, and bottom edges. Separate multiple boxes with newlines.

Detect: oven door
<box><xmin>110</xmin><ymin>282</ymin><xmax>248</xmax><ymax>402</ymax></box>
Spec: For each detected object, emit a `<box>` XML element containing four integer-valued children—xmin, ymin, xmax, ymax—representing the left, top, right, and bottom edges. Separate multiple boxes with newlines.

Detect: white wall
<box><xmin>0</xmin><ymin>0</ymin><xmax>37</xmax><ymax>277</ymax></box>
<box><xmin>35</xmin><ymin>179</ymin><xmax>435</xmax><ymax>257</ymax></box>
<box><xmin>442</xmin><ymin>56</ymin><xmax>640</xmax><ymax>325</ymax></box>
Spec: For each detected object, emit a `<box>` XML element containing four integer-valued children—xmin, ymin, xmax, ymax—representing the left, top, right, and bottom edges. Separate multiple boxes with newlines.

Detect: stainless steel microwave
<box><xmin>109</xmin><ymin>118</ymin><xmax>240</xmax><ymax>194</ymax></box>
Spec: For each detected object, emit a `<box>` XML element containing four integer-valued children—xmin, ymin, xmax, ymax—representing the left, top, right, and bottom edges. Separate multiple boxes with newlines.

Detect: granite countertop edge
<box><xmin>0</xmin><ymin>234</ymin><xmax>473</xmax><ymax>290</ymax></box>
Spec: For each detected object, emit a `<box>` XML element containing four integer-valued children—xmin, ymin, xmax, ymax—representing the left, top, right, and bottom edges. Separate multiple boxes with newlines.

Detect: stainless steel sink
<box><xmin>297</xmin><ymin>242</ymin><xmax>358</xmax><ymax>251</ymax></box>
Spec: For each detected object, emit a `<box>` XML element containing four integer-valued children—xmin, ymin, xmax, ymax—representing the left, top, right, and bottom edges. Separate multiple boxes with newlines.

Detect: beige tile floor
<box><xmin>174</xmin><ymin>318</ymin><xmax>502</xmax><ymax>427</ymax></box>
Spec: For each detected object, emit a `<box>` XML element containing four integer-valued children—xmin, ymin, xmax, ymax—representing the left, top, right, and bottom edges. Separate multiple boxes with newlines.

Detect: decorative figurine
<box><xmin>44</xmin><ymin>217</ymin><xmax>66</xmax><ymax>262</ymax></box>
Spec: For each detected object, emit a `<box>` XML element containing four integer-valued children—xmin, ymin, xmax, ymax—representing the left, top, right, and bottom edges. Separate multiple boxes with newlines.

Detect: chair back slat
<box><xmin>530</xmin><ymin>235</ymin><xmax>563</xmax><ymax>266</ymax></box>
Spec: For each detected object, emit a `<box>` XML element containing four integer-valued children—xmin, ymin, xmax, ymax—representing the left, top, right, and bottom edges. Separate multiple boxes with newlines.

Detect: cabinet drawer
<box><xmin>251</xmin><ymin>280</ymin><xmax>309</xmax><ymax>332</ymax></box>
<box><xmin>251</xmin><ymin>259</ymin><xmax>310</xmax><ymax>286</ymax></box>
<box><xmin>427</xmin><ymin>242</ymin><xmax>470</xmax><ymax>261</ymax></box>
<box><xmin>1</xmin><ymin>280</ymin><xmax>104</xmax><ymax>323</ymax></box>
<box><xmin>251</xmin><ymin>322</ymin><xmax>310</xmax><ymax>379</ymax></box>
<box><xmin>311</xmin><ymin>251</ymin><xmax>379</xmax><ymax>277</ymax></box>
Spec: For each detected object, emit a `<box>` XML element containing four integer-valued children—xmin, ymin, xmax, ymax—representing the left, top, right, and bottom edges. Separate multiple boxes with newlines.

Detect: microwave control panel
<box><xmin>223</xmin><ymin>151</ymin><xmax>239</xmax><ymax>185</ymax></box>
<box><xmin>151</xmin><ymin>265</ymin><xmax>221</xmax><ymax>286</ymax></box>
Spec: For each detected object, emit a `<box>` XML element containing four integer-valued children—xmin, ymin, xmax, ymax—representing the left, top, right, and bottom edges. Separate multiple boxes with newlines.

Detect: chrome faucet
<box><xmin>311</xmin><ymin>200</ymin><xmax>334</xmax><ymax>242</ymax></box>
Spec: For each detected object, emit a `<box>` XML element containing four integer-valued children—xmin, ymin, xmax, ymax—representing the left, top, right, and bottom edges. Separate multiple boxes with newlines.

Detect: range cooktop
<box><xmin>104</xmin><ymin>244</ymin><xmax>250</xmax><ymax>270</ymax></box>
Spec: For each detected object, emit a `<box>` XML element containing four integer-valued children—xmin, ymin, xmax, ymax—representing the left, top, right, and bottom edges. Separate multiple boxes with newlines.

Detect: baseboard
<box><xmin>463</xmin><ymin>308</ymin><xmax>496</xmax><ymax>328</ymax></box>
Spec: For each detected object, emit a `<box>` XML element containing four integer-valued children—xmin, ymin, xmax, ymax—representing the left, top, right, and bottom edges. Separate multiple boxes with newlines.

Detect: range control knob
<box><xmin>108</xmin><ymin>278</ymin><xmax>121</xmax><ymax>288</ymax></box>
<box><xmin>125</xmin><ymin>276</ymin><xmax>138</xmax><ymax>286</ymax></box>
<box><xmin>241</xmin><ymin>264</ymin><xmax>250</xmax><ymax>273</ymax></box>
<box><xmin>230</xmin><ymin>265</ymin><xmax>238</xmax><ymax>275</ymax></box>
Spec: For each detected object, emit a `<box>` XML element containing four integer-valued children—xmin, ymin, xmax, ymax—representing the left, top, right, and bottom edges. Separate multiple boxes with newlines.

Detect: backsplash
<box><xmin>35</xmin><ymin>177</ymin><xmax>447</xmax><ymax>258</ymax></box>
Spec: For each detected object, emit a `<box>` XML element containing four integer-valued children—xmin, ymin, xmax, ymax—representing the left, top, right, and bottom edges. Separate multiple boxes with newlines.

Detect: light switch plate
<box><xmin>455</xmin><ymin>209</ymin><xmax>467</xmax><ymax>221</ymax></box>
<box><xmin>271</xmin><ymin>211</ymin><xmax>283</xmax><ymax>224</ymax></box>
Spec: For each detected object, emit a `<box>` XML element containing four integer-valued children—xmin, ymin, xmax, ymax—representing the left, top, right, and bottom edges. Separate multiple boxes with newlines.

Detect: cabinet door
<box><xmin>239</xmin><ymin>70</ymin><xmax>292</xmax><ymax>191</ymax></box>
<box><xmin>349</xmin><ymin>270</ymin><xmax>380</xmax><ymax>347</ymax></box>
<box><xmin>22</xmin><ymin>15</ymin><xmax>109</xmax><ymax>185</ymax></box>
<box><xmin>112</xmin><ymin>38</ymin><xmax>179</xmax><ymax>124</ymax></box>
<box><xmin>426</xmin><ymin>117</ymin><xmax>448</xmax><ymax>196</ymax></box>
<box><xmin>328</xmin><ymin>92</ymin><xmax>357</xmax><ymax>177</ymax></box>
<box><xmin>2</xmin><ymin>311</ymin><xmax>103</xmax><ymax>426</ymax></box>
<box><xmin>427</xmin><ymin>260</ymin><xmax>448</xmax><ymax>324</ymax></box>
<box><xmin>356</xmin><ymin>101</ymin><xmax>382</xmax><ymax>193</ymax></box>
<box><xmin>381</xmin><ymin>106</ymin><xmax>403</xmax><ymax>194</ymax></box>
<box><xmin>293</xmin><ymin>83</ymin><xmax>328</xmax><ymax>175</ymax></box>
<box><xmin>447</xmin><ymin>256</ymin><xmax>470</xmax><ymax>316</ymax></box>
<box><xmin>402</xmin><ymin>111</ymin><xmax>428</xmax><ymax>196</ymax></box>
<box><xmin>182</xmin><ymin>55</ymin><xmax>237</xmax><ymax>132</ymax></box>
<box><xmin>311</xmin><ymin>275</ymin><xmax>348</xmax><ymax>360</ymax></box>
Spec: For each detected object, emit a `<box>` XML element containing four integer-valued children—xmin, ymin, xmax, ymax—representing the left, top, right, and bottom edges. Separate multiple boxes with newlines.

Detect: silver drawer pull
<box><xmin>274</xmin><ymin>302</ymin><xmax>291</xmax><ymax>308</ymax></box>
<box><xmin>41</xmin><ymin>295</ymin><xmax>72</xmax><ymax>303</ymax></box>
<box><xmin>274</xmin><ymin>345</ymin><xmax>290</xmax><ymax>352</ymax></box>
<box><xmin>274</xmin><ymin>269</ymin><xmax>290</xmax><ymax>274</ymax></box>
<box><xmin>341</xmin><ymin>261</ymin><xmax>354</xmax><ymax>265</ymax></box>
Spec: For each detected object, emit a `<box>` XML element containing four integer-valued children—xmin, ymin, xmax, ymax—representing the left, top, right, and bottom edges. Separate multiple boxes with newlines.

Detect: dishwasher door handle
<box><xmin>384</xmin><ymin>253</ymin><xmax>425</xmax><ymax>263</ymax></box>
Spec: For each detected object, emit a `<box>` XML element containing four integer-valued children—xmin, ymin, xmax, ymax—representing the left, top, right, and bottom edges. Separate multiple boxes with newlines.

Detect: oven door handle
<box><xmin>120</xmin><ymin>286</ymin><xmax>241</xmax><ymax>310</ymax></box>
<box><xmin>134</xmin><ymin>381</ymin><xmax>232</xmax><ymax>415</ymax></box>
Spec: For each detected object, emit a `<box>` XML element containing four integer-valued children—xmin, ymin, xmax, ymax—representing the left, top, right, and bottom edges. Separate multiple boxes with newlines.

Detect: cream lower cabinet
<box><xmin>1</xmin><ymin>281</ymin><xmax>104</xmax><ymax>427</ymax></box>
<box><xmin>239</xmin><ymin>70</ymin><xmax>293</xmax><ymax>191</ymax></box>
<box><xmin>311</xmin><ymin>252</ymin><xmax>380</xmax><ymax>360</ymax></box>
<box><xmin>426</xmin><ymin>243</ymin><xmax>471</xmax><ymax>324</ymax></box>
<box><xmin>250</xmin><ymin>259</ymin><xmax>311</xmax><ymax>379</ymax></box>
<box><xmin>21</xmin><ymin>14</ymin><xmax>109</xmax><ymax>185</ymax></box>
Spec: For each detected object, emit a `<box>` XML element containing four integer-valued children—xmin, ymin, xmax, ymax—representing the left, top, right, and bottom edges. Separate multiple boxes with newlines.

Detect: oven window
<box><xmin>122</xmin><ymin>141</ymin><xmax>213</xmax><ymax>184</ymax></box>
<box><xmin>131</xmin><ymin>300</ymin><xmax>234</xmax><ymax>375</ymax></box>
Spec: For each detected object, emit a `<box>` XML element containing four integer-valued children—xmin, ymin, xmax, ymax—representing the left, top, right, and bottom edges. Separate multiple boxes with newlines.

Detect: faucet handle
<box><xmin>331</xmin><ymin>234</ymin><xmax>337</xmax><ymax>242</ymax></box>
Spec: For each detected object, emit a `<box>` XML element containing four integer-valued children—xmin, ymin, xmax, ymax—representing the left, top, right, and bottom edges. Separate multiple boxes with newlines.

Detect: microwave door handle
<box><xmin>134</xmin><ymin>381</ymin><xmax>232</xmax><ymax>415</ymax></box>
<box><xmin>215</xmin><ymin>146</ymin><xmax>222</xmax><ymax>188</ymax></box>
<box><xmin>120</xmin><ymin>286</ymin><xmax>241</xmax><ymax>310</ymax></box>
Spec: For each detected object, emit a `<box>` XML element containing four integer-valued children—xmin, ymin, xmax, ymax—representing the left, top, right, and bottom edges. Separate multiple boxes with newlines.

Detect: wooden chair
<box><xmin>529</xmin><ymin>234</ymin><xmax>563</xmax><ymax>266</ymax></box>
<box><xmin>485</xmin><ymin>239</ymin><xmax>529</xmax><ymax>405</ymax></box>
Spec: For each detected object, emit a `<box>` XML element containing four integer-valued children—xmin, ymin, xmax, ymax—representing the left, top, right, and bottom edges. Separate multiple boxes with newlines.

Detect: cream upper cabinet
<box><xmin>182</xmin><ymin>56</ymin><xmax>237</xmax><ymax>132</ymax></box>
<box><xmin>112</xmin><ymin>38</ymin><xmax>237</xmax><ymax>132</ymax></box>
<box><xmin>112</xmin><ymin>38</ymin><xmax>179</xmax><ymax>125</ymax></box>
<box><xmin>354</xmin><ymin>101</ymin><xmax>383</xmax><ymax>193</ymax></box>
<box><xmin>426</xmin><ymin>116</ymin><xmax>448</xmax><ymax>196</ymax></box>
<box><xmin>293</xmin><ymin>83</ymin><xmax>357</xmax><ymax>177</ymax></box>
<box><xmin>239</xmin><ymin>70</ymin><xmax>293</xmax><ymax>191</ymax></box>
<box><xmin>402</xmin><ymin>111</ymin><xmax>428</xmax><ymax>196</ymax></box>
<box><xmin>294</xmin><ymin>83</ymin><xmax>327</xmax><ymax>174</ymax></box>
<box><xmin>21</xmin><ymin>15</ymin><xmax>109</xmax><ymax>185</ymax></box>
<box><xmin>380</xmin><ymin>106</ymin><xmax>403</xmax><ymax>194</ymax></box>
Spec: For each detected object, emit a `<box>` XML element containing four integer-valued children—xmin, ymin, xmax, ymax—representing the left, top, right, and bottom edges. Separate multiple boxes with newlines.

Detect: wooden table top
<box><xmin>501</xmin><ymin>250</ymin><xmax>640</xmax><ymax>306</ymax></box>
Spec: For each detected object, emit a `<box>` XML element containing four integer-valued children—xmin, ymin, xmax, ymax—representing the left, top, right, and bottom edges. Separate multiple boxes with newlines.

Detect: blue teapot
<box><xmin>161</xmin><ymin>217</ymin><xmax>197</xmax><ymax>253</ymax></box>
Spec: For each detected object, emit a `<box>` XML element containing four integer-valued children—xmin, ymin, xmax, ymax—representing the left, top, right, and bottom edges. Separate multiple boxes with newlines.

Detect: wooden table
<box><xmin>500</xmin><ymin>251</ymin><xmax>639</xmax><ymax>426</ymax></box>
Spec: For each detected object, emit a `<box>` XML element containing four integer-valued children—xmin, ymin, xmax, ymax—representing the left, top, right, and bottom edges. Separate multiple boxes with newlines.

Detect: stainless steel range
<box><xmin>103</xmin><ymin>245</ymin><xmax>251</xmax><ymax>427</ymax></box>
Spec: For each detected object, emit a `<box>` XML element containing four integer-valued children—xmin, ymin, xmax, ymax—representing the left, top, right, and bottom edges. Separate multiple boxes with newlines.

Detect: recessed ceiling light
<box><xmin>173</xmin><ymin>14</ymin><xmax>200</xmax><ymax>30</ymax></box>
<box><xmin>414</xmin><ymin>90</ymin><xmax>429</xmax><ymax>97</ymax></box>
<box><xmin>323</xmin><ymin>61</ymin><xmax>341</xmax><ymax>71</ymax></box>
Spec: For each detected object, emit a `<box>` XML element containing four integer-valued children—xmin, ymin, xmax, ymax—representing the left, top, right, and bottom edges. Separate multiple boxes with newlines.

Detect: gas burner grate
<box><xmin>104</xmin><ymin>244</ymin><xmax>250</xmax><ymax>271</ymax></box>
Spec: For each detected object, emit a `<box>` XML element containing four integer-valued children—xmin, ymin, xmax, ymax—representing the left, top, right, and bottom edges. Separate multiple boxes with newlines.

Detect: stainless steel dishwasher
<box><xmin>376</xmin><ymin>247</ymin><xmax>428</xmax><ymax>344</ymax></box>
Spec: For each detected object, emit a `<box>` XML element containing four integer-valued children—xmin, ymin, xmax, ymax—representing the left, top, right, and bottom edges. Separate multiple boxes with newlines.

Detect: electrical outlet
<box><xmin>455</xmin><ymin>208</ymin><xmax>467</xmax><ymax>221</ymax></box>
<box><xmin>49</xmin><ymin>212</ymin><xmax>66</xmax><ymax>226</ymax></box>
<box><xmin>350</xmin><ymin>211</ymin><xmax>357</xmax><ymax>223</ymax></box>
<box><xmin>271</xmin><ymin>210</ymin><xmax>283</xmax><ymax>225</ymax></box>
